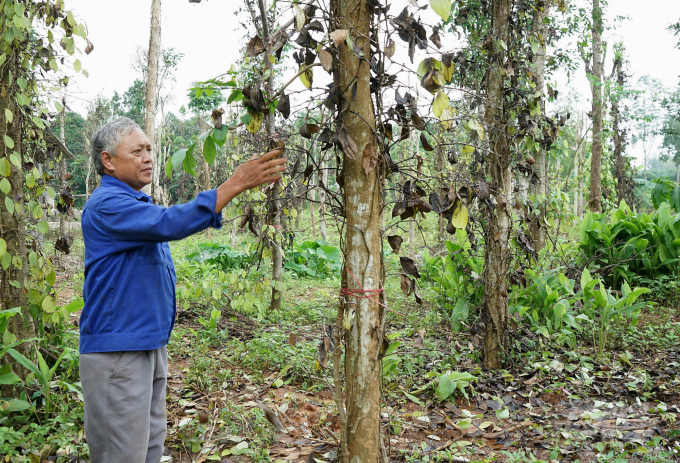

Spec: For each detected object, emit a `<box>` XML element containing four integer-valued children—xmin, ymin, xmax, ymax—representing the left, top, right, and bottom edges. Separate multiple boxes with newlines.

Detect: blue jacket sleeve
<box><xmin>94</xmin><ymin>190</ymin><xmax>222</xmax><ymax>249</ymax></box>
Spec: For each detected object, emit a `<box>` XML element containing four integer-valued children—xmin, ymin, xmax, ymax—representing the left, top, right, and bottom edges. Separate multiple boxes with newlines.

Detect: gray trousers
<box><xmin>80</xmin><ymin>346</ymin><xmax>168</xmax><ymax>463</ymax></box>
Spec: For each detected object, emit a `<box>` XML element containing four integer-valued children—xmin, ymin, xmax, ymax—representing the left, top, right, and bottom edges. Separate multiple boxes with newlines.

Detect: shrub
<box><xmin>185</xmin><ymin>242</ymin><xmax>257</xmax><ymax>271</ymax></box>
<box><xmin>432</xmin><ymin>233</ymin><xmax>484</xmax><ymax>331</ymax></box>
<box><xmin>284</xmin><ymin>240</ymin><xmax>341</xmax><ymax>278</ymax></box>
<box><xmin>579</xmin><ymin>201</ymin><xmax>680</xmax><ymax>290</ymax></box>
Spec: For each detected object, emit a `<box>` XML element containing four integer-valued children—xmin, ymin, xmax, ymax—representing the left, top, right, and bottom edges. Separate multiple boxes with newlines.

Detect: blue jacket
<box><xmin>79</xmin><ymin>175</ymin><xmax>222</xmax><ymax>353</ymax></box>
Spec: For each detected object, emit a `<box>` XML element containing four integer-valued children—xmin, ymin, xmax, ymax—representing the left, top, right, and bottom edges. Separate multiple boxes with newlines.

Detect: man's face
<box><xmin>102</xmin><ymin>128</ymin><xmax>153</xmax><ymax>192</ymax></box>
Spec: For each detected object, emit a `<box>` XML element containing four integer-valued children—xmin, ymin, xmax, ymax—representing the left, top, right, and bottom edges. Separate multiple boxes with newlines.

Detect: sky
<box><xmin>63</xmin><ymin>0</ymin><xmax>680</xmax><ymax>164</ymax></box>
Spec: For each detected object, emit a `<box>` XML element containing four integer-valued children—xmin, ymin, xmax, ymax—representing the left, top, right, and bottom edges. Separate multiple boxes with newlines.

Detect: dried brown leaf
<box><xmin>400</xmin><ymin>274</ymin><xmax>413</xmax><ymax>296</ymax></box>
<box><xmin>330</xmin><ymin>29</ymin><xmax>349</xmax><ymax>48</ymax></box>
<box><xmin>319</xmin><ymin>49</ymin><xmax>333</xmax><ymax>72</ymax></box>
<box><xmin>420</xmin><ymin>132</ymin><xmax>434</xmax><ymax>151</ymax></box>
<box><xmin>399</xmin><ymin>256</ymin><xmax>421</xmax><ymax>278</ymax></box>
<box><xmin>362</xmin><ymin>142</ymin><xmax>378</xmax><ymax>176</ymax></box>
<box><xmin>246</xmin><ymin>36</ymin><xmax>265</xmax><ymax>57</ymax></box>
<box><xmin>385</xmin><ymin>40</ymin><xmax>396</xmax><ymax>58</ymax></box>
<box><xmin>336</xmin><ymin>124</ymin><xmax>358</xmax><ymax>161</ymax></box>
<box><xmin>387</xmin><ymin>235</ymin><xmax>403</xmax><ymax>253</ymax></box>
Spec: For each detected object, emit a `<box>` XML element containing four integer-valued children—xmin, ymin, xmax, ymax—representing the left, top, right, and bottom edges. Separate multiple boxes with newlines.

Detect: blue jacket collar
<box><xmin>100</xmin><ymin>174</ymin><xmax>152</xmax><ymax>202</ymax></box>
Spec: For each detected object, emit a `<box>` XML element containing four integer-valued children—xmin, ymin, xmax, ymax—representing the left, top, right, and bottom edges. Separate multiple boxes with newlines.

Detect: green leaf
<box><xmin>42</xmin><ymin>296</ymin><xmax>56</xmax><ymax>314</ymax></box>
<box><xmin>214</xmin><ymin>125</ymin><xmax>228</xmax><ymax>144</ymax></box>
<box><xmin>436</xmin><ymin>374</ymin><xmax>455</xmax><ymax>401</ymax></box>
<box><xmin>46</xmin><ymin>270</ymin><xmax>56</xmax><ymax>287</ymax></box>
<box><xmin>64</xmin><ymin>298</ymin><xmax>84</xmax><ymax>313</ymax></box>
<box><xmin>203</xmin><ymin>136</ymin><xmax>216</xmax><ymax>164</ymax></box>
<box><xmin>49</xmin><ymin>59</ymin><xmax>58</xmax><ymax>71</ymax></box>
<box><xmin>3</xmin><ymin>136</ymin><xmax>14</xmax><ymax>150</ymax></box>
<box><xmin>37</xmin><ymin>221</ymin><xmax>49</xmax><ymax>234</ymax></box>
<box><xmin>450</xmin><ymin>201</ymin><xmax>468</xmax><ymax>229</ymax></box>
<box><xmin>9</xmin><ymin>152</ymin><xmax>20</xmax><ymax>167</ymax></box>
<box><xmin>227</xmin><ymin>89</ymin><xmax>243</xmax><ymax>105</ymax></box>
<box><xmin>54</xmin><ymin>100</ymin><xmax>64</xmax><ymax>113</ymax></box>
<box><xmin>0</xmin><ymin>371</ymin><xmax>21</xmax><ymax>385</ymax></box>
<box><xmin>171</xmin><ymin>148</ymin><xmax>188</xmax><ymax>169</ymax></box>
<box><xmin>245</xmin><ymin>111</ymin><xmax>263</xmax><ymax>134</ymax></box>
<box><xmin>299</xmin><ymin>65</ymin><xmax>313</xmax><ymax>89</ymax></box>
<box><xmin>6</xmin><ymin>349</ymin><xmax>40</xmax><ymax>377</ymax></box>
<box><xmin>165</xmin><ymin>158</ymin><xmax>173</xmax><ymax>178</ymax></box>
<box><xmin>433</xmin><ymin>90</ymin><xmax>449</xmax><ymax>118</ymax></box>
<box><xmin>416</xmin><ymin>58</ymin><xmax>442</xmax><ymax>81</ymax></box>
<box><xmin>1</xmin><ymin>398</ymin><xmax>31</xmax><ymax>412</ymax></box>
<box><xmin>429</xmin><ymin>0</ymin><xmax>452</xmax><ymax>21</ymax></box>
<box><xmin>403</xmin><ymin>391</ymin><xmax>426</xmax><ymax>407</ymax></box>
<box><xmin>0</xmin><ymin>238</ymin><xmax>6</xmax><ymax>257</ymax></box>
<box><xmin>467</xmin><ymin>119</ymin><xmax>484</xmax><ymax>140</ymax></box>
<box><xmin>25</xmin><ymin>173</ymin><xmax>35</xmax><ymax>188</ymax></box>
<box><xmin>183</xmin><ymin>150</ymin><xmax>197</xmax><ymax>177</ymax></box>
<box><xmin>0</xmin><ymin>54</ymin><xmax>6</xmax><ymax>67</ymax></box>
<box><xmin>0</xmin><ymin>178</ymin><xmax>10</xmax><ymax>195</ymax></box>
<box><xmin>4</xmin><ymin>109</ymin><xmax>12</xmax><ymax>124</ymax></box>
<box><xmin>440</xmin><ymin>106</ymin><xmax>454</xmax><ymax>130</ymax></box>
<box><xmin>32</xmin><ymin>204</ymin><xmax>42</xmax><ymax>220</ymax></box>
<box><xmin>5</xmin><ymin>197</ymin><xmax>13</xmax><ymax>214</ymax></box>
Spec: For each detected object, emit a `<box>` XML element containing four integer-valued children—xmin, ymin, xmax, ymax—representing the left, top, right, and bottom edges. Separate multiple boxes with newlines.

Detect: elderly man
<box><xmin>79</xmin><ymin>117</ymin><xmax>285</xmax><ymax>462</ymax></box>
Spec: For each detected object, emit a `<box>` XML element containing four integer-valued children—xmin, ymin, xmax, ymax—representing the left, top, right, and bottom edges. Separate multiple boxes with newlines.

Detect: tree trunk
<box><xmin>319</xmin><ymin>154</ymin><xmax>328</xmax><ymax>241</ymax></box>
<box><xmin>59</xmin><ymin>92</ymin><xmax>68</xmax><ymax>237</ymax></box>
<box><xmin>482</xmin><ymin>0</ymin><xmax>512</xmax><ymax>370</ymax></box>
<box><xmin>588</xmin><ymin>0</ymin><xmax>604</xmax><ymax>212</ymax></box>
<box><xmin>84</xmin><ymin>133</ymin><xmax>93</xmax><ymax>200</ymax></box>
<box><xmin>1</xmin><ymin>53</ymin><xmax>30</xmax><ymax>378</ymax></box>
<box><xmin>332</xmin><ymin>0</ymin><xmax>383</xmax><ymax>460</ymax></box>
<box><xmin>257</xmin><ymin>0</ymin><xmax>283</xmax><ymax>312</ymax></box>
<box><xmin>529</xmin><ymin>2</ymin><xmax>550</xmax><ymax>251</ymax></box>
<box><xmin>144</xmin><ymin>0</ymin><xmax>161</xmax><ymax>198</ymax></box>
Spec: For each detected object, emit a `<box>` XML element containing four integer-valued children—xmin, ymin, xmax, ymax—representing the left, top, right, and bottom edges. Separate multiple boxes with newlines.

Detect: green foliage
<box><xmin>579</xmin><ymin>269</ymin><xmax>650</xmax><ymax>358</ymax></box>
<box><xmin>284</xmin><ymin>240</ymin><xmax>341</xmax><ymax>278</ymax></box>
<box><xmin>185</xmin><ymin>242</ymin><xmax>256</xmax><ymax>271</ymax></box>
<box><xmin>435</xmin><ymin>371</ymin><xmax>476</xmax><ymax>401</ymax></box>
<box><xmin>111</xmin><ymin>79</ymin><xmax>145</xmax><ymax>126</ymax></box>
<box><xmin>6</xmin><ymin>347</ymin><xmax>77</xmax><ymax>415</ymax></box>
<box><xmin>431</xmin><ymin>233</ymin><xmax>484</xmax><ymax>331</ymax></box>
<box><xmin>579</xmin><ymin>200</ymin><xmax>680</xmax><ymax>289</ymax></box>
<box><xmin>188</xmin><ymin>84</ymin><xmax>225</xmax><ymax>115</ymax></box>
<box><xmin>651</xmin><ymin>178</ymin><xmax>680</xmax><ymax>212</ymax></box>
<box><xmin>509</xmin><ymin>268</ymin><xmax>585</xmax><ymax>348</ymax></box>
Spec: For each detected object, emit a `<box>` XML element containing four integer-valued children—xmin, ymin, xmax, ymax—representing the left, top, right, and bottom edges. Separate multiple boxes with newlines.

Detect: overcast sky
<box><xmin>64</xmin><ymin>0</ymin><xmax>680</xmax><ymax>164</ymax></box>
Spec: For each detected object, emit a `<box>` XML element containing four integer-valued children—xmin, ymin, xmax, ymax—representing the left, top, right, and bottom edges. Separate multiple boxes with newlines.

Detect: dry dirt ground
<box><xmin>51</xmin><ymin>241</ymin><xmax>680</xmax><ymax>463</ymax></box>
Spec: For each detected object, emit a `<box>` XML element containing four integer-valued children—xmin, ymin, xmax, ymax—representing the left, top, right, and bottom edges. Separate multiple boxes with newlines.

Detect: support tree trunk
<box><xmin>482</xmin><ymin>0</ymin><xmax>512</xmax><ymax>370</ymax></box>
<box><xmin>588</xmin><ymin>0</ymin><xmax>604</xmax><ymax>212</ymax></box>
<box><xmin>257</xmin><ymin>0</ymin><xmax>283</xmax><ymax>312</ymax></box>
<box><xmin>59</xmin><ymin>92</ymin><xmax>68</xmax><ymax>237</ymax></box>
<box><xmin>529</xmin><ymin>2</ymin><xmax>550</xmax><ymax>251</ymax></box>
<box><xmin>144</xmin><ymin>0</ymin><xmax>161</xmax><ymax>198</ymax></box>
<box><xmin>332</xmin><ymin>0</ymin><xmax>383</xmax><ymax>461</ymax></box>
<box><xmin>1</xmin><ymin>53</ymin><xmax>30</xmax><ymax>378</ymax></box>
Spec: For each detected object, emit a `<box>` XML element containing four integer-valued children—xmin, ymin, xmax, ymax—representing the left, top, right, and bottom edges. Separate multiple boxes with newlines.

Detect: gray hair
<box><xmin>90</xmin><ymin>117</ymin><xmax>141</xmax><ymax>176</ymax></box>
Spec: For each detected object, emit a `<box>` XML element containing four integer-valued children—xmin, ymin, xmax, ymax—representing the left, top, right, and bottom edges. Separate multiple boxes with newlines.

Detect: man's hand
<box><xmin>214</xmin><ymin>148</ymin><xmax>287</xmax><ymax>213</ymax></box>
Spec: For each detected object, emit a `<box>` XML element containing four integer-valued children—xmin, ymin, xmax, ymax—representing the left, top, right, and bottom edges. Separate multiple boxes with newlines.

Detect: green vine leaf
<box><xmin>429</xmin><ymin>0</ymin><xmax>452</xmax><ymax>21</ymax></box>
<box><xmin>0</xmin><ymin>158</ymin><xmax>11</xmax><ymax>177</ymax></box>
<box><xmin>4</xmin><ymin>197</ymin><xmax>13</xmax><ymax>214</ymax></box>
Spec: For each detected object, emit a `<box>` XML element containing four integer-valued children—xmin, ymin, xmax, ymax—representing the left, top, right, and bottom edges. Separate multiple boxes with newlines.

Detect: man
<box><xmin>79</xmin><ymin>117</ymin><xmax>286</xmax><ymax>462</ymax></box>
